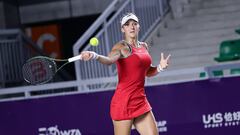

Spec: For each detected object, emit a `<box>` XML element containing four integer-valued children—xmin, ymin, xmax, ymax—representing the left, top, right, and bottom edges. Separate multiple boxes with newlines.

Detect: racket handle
<box><xmin>68</xmin><ymin>55</ymin><xmax>82</xmax><ymax>62</ymax></box>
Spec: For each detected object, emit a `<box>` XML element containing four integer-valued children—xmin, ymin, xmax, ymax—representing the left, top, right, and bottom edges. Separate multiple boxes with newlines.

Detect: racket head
<box><xmin>22</xmin><ymin>56</ymin><xmax>58</xmax><ymax>85</ymax></box>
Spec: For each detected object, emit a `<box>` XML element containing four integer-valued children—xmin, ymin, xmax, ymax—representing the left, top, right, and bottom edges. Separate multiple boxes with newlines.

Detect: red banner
<box><xmin>26</xmin><ymin>24</ymin><xmax>62</xmax><ymax>58</ymax></box>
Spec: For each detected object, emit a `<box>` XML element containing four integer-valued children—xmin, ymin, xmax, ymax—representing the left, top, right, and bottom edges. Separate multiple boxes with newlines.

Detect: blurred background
<box><xmin>0</xmin><ymin>0</ymin><xmax>240</xmax><ymax>134</ymax></box>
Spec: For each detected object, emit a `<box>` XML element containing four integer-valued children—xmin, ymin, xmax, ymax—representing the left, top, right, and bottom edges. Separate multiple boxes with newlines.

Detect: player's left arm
<box><xmin>142</xmin><ymin>42</ymin><xmax>158</xmax><ymax>77</ymax></box>
<box><xmin>146</xmin><ymin>65</ymin><xmax>158</xmax><ymax>77</ymax></box>
<box><xmin>145</xmin><ymin>43</ymin><xmax>171</xmax><ymax>77</ymax></box>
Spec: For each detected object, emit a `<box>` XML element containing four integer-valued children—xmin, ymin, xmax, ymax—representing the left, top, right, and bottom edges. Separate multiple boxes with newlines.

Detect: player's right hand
<box><xmin>81</xmin><ymin>51</ymin><xmax>99</xmax><ymax>61</ymax></box>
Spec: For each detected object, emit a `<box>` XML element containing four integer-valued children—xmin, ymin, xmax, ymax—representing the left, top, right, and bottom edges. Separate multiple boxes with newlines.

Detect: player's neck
<box><xmin>124</xmin><ymin>38</ymin><xmax>139</xmax><ymax>48</ymax></box>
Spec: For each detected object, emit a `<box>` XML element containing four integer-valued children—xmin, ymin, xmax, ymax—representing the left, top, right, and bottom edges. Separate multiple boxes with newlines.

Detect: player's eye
<box><xmin>133</xmin><ymin>22</ymin><xmax>138</xmax><ymax>26</ymax></box>
<box><xmin>124</xmin><ymin>22</ymin><xmax>129</xmax><ymax>26</ymax></box>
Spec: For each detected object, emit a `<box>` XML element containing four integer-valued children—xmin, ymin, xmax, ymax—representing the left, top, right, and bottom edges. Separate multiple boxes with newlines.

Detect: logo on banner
<box><xmin>202</xmin><ymin>111</ymin><xmax>240</xmax><ymax>128</ymax></box>
<box><xmin>38</xmin><ymin>125</ymin><xmax>82</xmax><ymax>135</ymax></box>
<box><xmin>156</xmin><ymin>120</ymin><xmax>168</xmax><ymax>132</ymax></box>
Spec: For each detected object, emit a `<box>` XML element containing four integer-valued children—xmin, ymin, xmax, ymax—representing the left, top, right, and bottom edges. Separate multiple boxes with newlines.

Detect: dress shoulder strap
<box><xmin>138</xmin><ymin>41</ymin><xmax>149</xmax><ymax>51</ymax></box>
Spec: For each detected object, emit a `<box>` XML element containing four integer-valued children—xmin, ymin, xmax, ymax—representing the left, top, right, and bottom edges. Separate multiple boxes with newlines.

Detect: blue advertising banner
<box><xmin>0</xmin><ymin>76</ymin><xmax>240</xmax><ymax>135</ymax></box>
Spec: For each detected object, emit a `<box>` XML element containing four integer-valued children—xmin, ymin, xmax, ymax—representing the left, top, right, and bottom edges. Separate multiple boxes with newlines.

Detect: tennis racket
<box><xmin>22</xmin><ymin>55</ymin><xmax>82</xmax><ymax>85</ymax></box>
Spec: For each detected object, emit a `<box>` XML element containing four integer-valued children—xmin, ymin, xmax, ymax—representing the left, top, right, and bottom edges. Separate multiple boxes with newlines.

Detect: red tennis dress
<box><xmin>110</xmin><ymin>42</ymin><xmax>152</xmax><ymax>120</ymax></box>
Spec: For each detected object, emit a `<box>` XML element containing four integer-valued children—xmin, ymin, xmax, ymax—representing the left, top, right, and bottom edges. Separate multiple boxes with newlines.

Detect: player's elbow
<box><xmin>145</xmin><ymin>72</ymin><xmax>151</xmax><ymax>77</ymax></box>
<box><xmin>106</xmin><ymin>58</ymin><xmax>116</xmax><ymax>65</ymax></box>
<box><xmin>103</xmin><ymin>60</ymin><xmax>115</xmax><ymax>65</ymax></box>
<box><xmin>146</xmin><ymin>73</ymin><xmax>153</xmax><ymax>77</ymax></box>
<box><xmin>106</xmin><ymin>62</ymin><xmax>114</xmax><ymax>65</ymax></box>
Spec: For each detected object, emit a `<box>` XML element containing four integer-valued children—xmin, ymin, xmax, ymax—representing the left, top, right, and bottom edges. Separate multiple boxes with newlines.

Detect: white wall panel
<box><xmin>19</xmin><ymin>0</ymin><xmax>112</xmax><ymax>24</ymax></box>
<box><xmin>19</xmin><ymin>1</ymin><xmax>70</xmax><ymax>24</ymax></box>
<box><xmin>71</xmin><ymin>0</ymin><xmax>111</xmax><ymax>17</ymax></box>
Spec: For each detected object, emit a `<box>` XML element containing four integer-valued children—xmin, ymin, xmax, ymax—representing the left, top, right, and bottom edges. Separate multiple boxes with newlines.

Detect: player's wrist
<box><xmin>91</xmin><ymin>52</ymin><xmax>99</xmax><ymax>60</ymax></box>
<box><xmin>157</xmin><ymin>64</ymin><xmax>164</xmax><ymax>73</ymax></box>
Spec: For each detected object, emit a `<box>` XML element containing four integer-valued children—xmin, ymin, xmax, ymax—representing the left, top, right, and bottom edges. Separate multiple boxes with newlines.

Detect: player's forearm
<box><xmin>96</xmin><ymin>55</ymin><xmax>118</xmax><ymax>65</ymax></box>
<box><xmin>94</xmin><ymin>44</ymin><xmax>122</xmax><ymax>65</ymax></box>
<box><xmin>146</xmin><ymin>66</ymin><xmax>158</xmax><ymax>77</ymax></box>
<box><xmin>146</xmin><ymin>65</ymin><xmax>164</xmax><ymax>77</ymax></box>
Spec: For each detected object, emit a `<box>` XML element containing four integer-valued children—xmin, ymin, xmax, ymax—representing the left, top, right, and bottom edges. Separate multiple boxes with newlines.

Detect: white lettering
<box><xmin>156</xmin><ymin>120</ymin><xmax>168</xmax><ymax>133</ymax></box>
<box><xmin>202</xmin><ymin>113</ymin><xmax>223</xmax><ymax>124</ymax></box>
<box><xmin>38</xmin><ymin>125</ymin><xmax>81</xmax><ymax>135</ymax></box>
<box><xmin>203</xmin><ymin>111</ymin><xmax>240</xmax><ymax>129</ymax></box>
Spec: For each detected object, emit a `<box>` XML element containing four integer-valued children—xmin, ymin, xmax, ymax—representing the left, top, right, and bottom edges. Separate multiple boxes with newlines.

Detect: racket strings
<box><xmin>22</xmin><ymin>58</ymin><xmax>57</xmax><ymax>84</ymax></box>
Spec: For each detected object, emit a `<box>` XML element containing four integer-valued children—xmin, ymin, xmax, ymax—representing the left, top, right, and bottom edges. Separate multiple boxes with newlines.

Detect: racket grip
<box><xmin>68</xmin><ymin>55</ymin><xmax>82</xmax><ymax>62</ymax></box>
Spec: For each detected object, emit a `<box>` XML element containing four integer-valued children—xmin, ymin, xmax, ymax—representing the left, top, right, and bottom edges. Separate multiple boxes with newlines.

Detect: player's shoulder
<box><xmin>139</xmin><ymin>41</ymin><xmax>149</xmax><ymax>50</ymax></box>
<box><xmin>139</xmin><ymin>41</ymin><xmax>148</xmax><ymax>46</ymax></box>
<box><xmin>112</xmin><ymin>41</ymin><xmax>128</xmax><ymax>49</ymax></box>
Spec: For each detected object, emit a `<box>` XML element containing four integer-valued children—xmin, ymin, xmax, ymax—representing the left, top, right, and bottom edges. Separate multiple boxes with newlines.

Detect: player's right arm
<box><xmin>97</xmin><ymin>43</ymin><xmax>123</xmax><ymax>65</ymax></box>
<box><xmin>81</xmin><ymin>42</ymin><xmax>126</xmax><ymax>65</ymax></box>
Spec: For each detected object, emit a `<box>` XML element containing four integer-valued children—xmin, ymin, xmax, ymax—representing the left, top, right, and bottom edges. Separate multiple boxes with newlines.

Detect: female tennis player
<box><xmin>81</xmin><ymin>13</ymin><xmax>170</xmax><ymax>135</ymax></box>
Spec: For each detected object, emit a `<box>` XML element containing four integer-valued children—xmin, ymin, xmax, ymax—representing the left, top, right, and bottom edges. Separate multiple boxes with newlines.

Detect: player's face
<box><xmin>121</xmin><ymin>20</ymin><xmax>140</xmax><ymax>38</ymax></box>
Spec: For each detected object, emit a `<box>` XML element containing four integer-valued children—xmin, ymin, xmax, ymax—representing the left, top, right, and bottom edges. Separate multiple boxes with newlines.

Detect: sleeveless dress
<box><xmin>110</xmin><ymin>42</ymin><xmax>152</xmax><ymax>120</ymax></box>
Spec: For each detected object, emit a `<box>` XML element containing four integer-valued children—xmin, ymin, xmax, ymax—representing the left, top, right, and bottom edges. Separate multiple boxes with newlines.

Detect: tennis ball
<box><xmin>89</xmin><ymin>37</ymin><xmax>99</xmax><ymax>46</ymax></box>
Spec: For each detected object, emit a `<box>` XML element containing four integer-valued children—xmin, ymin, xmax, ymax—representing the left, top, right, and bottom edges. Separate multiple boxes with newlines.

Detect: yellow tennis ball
<box><xmin>90</xmin><ymin>37</ymin><xmax>99</xmax><ymax>46</ymax></box>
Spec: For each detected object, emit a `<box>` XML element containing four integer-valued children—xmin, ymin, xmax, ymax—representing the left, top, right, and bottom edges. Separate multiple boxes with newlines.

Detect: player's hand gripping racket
<box><xmin>22</xmin><ymin>55</ymin><xmax>82</xmax><ymax>85</ymax></box>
